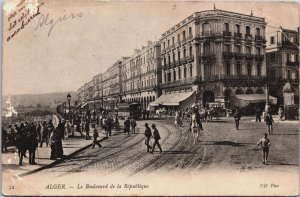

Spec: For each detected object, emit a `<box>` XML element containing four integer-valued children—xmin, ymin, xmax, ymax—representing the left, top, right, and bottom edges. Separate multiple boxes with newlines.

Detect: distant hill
<box><xmin>2</xmin><ymin>92</ymin><xmax>78</xmax><ymax>107</ymax></box>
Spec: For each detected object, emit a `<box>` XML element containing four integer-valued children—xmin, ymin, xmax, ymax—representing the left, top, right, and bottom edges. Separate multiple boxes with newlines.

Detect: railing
<box><xmin>233</xmin><ymin>52</ymin><xmax>245</xmax><ymax>59</ymax></box>
<box><xmin>255</xmin><ymin>35</ymin><xmax>263</xmax><ymax>41</ymax></box>
<box><xmin>160</xmin><ymin>76</ymin><xmax>200</xmax><ymax>88</ymax></box>
<box><xmin>245</xmin><ymin>53</ymin><xmax>255</xmax><ymax>60</ymax></box>
<box><xmin>286</xmin><ymin>60</ymin><xmax>299</xmax><ymax>67</ymax></box>
<box><xmin>202</xmin><ymin>31</ymin><xmax>211</xmax><ymax>37</ymax></box>
<box><xmin>187</xmin><ymin>35</ymin><xmax>193</xmax><ymax>40</ymax></box>
<box><xmin>204</xmin><ymin>74</ymin><xmax>267</xmax><ymax>82</ymax></box>
<box><xmin>255</xmin><ymin>54</ymin><xmax>264</xmax><ymax>61</ymax></box>
<box><xmin>223</xmin><ymin>31</ymin><xmax>231</xmax><ymax>37</ymax></box>
<box><xmin>245</xmin><ymin>34</ymin><xmax>253</xmax><ymax>40</ymax></box>
<box><xmin>181</xmin><ymin>38</ymin><xmax>187</xmax><ymax>44</ymax></box>
<box><xmin>200</xmin><ymin>53</ymin><xmax>216</xmax><ymax>60</ymax></box>
<box><xmin>222</xmin><ymin>52</ymin><xmax>234</xmax><ymax>59</ymax></box>
<box><xmin>234</xmin><ymin>32</ymin><xmax>242</xmax><ymax>38</ymax></box>
<box><xmin>180</xmin><ymin>57</ymin><xmax>187</xmax><ymax>64</ymax></box>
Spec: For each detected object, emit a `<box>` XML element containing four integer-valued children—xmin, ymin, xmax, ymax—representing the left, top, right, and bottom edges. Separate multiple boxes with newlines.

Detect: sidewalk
<box><xmin>1</xmin><ymin>129</ymin><xmax>106</xmax><ymax>177</ymax></box>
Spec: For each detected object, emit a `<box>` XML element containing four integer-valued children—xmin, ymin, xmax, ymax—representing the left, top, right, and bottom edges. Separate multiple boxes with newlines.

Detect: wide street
<box><xmin>23</xmin><ymin>117</ymin><xmax>298</xmax><ymax>176</ymax></box>
<box><xmin>4</xmin><ymin>116</ymin><xmax>297</xmax><ymax>195</ymax></box>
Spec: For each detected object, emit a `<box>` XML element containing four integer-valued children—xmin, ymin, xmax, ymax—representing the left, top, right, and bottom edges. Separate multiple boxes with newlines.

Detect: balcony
<box><xmin>160</xmin><ymin>76</ymin><xmax>200</xmax><ymax>88</ymax></box>
<box><xmin>286</xmin><ymin>60</ymin><xmax>299</xmax><ymax>67</ymax></box>
<box><xmin>202</xmin><ymin>31</ymin><xmax>211</xmax><ymax>37</ymax></box>
<box><xmin>233</xmin><ymin>52</ymin><xmax>245</xmax><ymax>59</ymax></box>
<box><xmin>234</xmin><ymin>32</ymin><xmax>242</xmax><ymax>38</ymax></box>
<box><xmin>255</xmin><ymin>35</ymin><xmax>263</xmax><ymax>41</ymax></box>
<box><xmin>245</xmin><ymin>34</ymin><xmax>253</xmax><ymax>40</ymax></box>
<box><xmin>279</xmin><ymin>41</ymin><xmax>299</xmax><ymax>50</ymax></box>
<box><xmin>222</xmin><ymin>52</ymin><xmax>234</xmax><ymax>59</ymax></box>
<box><xmin>187</xmin><ymin>35</ymin><xmax>193</xmax><ymax>41</ymax></box>
<box><xmin>201</xmin><ymin>53</ymin><xmax>216</xmax><ymax>60</ymax></box>
<box><xmin>245</xmin><ymin>53</ymin><xmax>255</xmax><ymax>60</ymax></box>
<box><xmin>182</xmin><ymin>38</ymin><xmax>187</xmax><ymax>44</ymax></box>
<box><xmin>185</xmin><ymin>55</ymin><xmax>194</xmax><ymax>62</ymax></box>
<box><xmin>204</xmin><ymin>74</ymin><xmax>267</xmax><ymax>82</ymax></box>
<box><xmin>223</xmin><ymin>31</ymin><xmax>232</xmax><ymax>37</ymax></box>
<box><xmin>255</xmin><ymin>54</ymin><xmax>264</xmax><ymax>61</ymax></box>
<box><xmin>180</xmin><ymin>57</ymin><xmax>187</xmax><ymax>64</ymax></box>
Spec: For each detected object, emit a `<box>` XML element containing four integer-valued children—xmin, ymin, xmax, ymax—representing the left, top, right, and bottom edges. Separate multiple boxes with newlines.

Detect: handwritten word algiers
<box><xmin>34</xmin><ymin>12</ymin><xmax>82</xmax><ymax>37</ymax></box>
<box><xmin>7</xmin><ymin>3</ymin><xmax>44</xmax><ymax>42</ymax></box>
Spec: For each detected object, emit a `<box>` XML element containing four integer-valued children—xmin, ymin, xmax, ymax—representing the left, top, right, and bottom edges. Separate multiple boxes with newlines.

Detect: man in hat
<box><xmin>144</xmin><ymin>123</ymin><xmax>152</xmax><ymax>152</ymax></box>
<box><xmin>151</xmin><ymin>124</ymin><xmax>162</xmax><ymax>153</ymax></box>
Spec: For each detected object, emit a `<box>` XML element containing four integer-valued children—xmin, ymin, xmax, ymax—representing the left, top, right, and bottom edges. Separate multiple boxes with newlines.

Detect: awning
<box><xmin>234</xmin><ymin>94</ymin><xmax>277</xmax><ymax>107</ymax></box>
<box><xmin>152</xmin><ymin>91</ymin><xmax>195</xmax><ymax>106</ymax></box>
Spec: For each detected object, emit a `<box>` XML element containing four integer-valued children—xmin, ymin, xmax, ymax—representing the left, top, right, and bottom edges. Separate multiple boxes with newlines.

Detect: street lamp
<box><xmin>67</xmin><ymin>93</ymin><xmax>71</xmax><ymax>122</ymax></box>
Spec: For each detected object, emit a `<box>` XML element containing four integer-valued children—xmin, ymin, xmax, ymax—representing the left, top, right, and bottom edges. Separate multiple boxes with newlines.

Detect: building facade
<box><xmin>121</xmin><ymin>41</ymin><xmax>162</xmax><ymax>110</ymax></box>
<box><xmin>266</xmin><ymin>27</ymin><xmax>300</xmax><ymax>105</ymax></box>
<box><xmin>159</xmin><ymin>9</ymin><xmax>267</xmax><ymax>108</ymax></box>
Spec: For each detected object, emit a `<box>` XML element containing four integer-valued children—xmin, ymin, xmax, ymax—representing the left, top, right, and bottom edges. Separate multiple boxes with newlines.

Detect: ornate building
<box><xmin>266</xmin><ymin>27</ymin><xmax>299</xmax><ymax>105</ymax></box>
<box><xmin>121</xmin><ymin>41</ymin><xmax>162</xmax><ymax>109</ymax></box>
<box><xmin>92</xmin><ymin>73</ymin><xmax>103</xmax><ymax>112</ymax></box>
<box><xmin>158</xmin><ymin>9</ymin><xmax>267</xmax><ymax>108</ymax></box>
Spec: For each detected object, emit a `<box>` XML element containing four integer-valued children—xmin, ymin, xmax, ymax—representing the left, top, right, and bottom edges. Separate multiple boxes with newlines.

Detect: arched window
<box><xmin>189</xmin><ymin>46</ymin><xmax>193</xmax><ymax>56</ymax></box>
<box><xmin>247</xmin><ymin>63</ymin><xmax>252</xmax><ymax>76</ymax></box>
<box><xmin>173</xmin><ymin>70</ymin><xmax>176</xmax><ymax>81</ymax></box>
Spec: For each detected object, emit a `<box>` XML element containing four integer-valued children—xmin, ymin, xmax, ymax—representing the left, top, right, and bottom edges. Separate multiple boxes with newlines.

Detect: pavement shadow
<box><xmin>271</xmin><ymin>133</ymin><xmax>299</xmax><ymax>136</ymax></box>
<box><xmin>268</xmin><ymin>161</ymin><xmax>299</xmax><ymax>166</ymax></box>
<box><xmin>162</xmin><ymin>150</ymin><xmax>193</xmax><ymax>155</ymax></box>
<box><xmin>202</xmin><ymin>140</ymin><xmax>251</xmax><ymax>147</ymax></box>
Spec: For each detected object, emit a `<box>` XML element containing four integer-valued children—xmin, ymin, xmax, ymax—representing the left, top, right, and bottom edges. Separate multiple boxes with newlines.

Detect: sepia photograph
<box><xmin>2</xmin><ymin>0</ymin><xmax>299</xmax><ymax>196</ymax></box>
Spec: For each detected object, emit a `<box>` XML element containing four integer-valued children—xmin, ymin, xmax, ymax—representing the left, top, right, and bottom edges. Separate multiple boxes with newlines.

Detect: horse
<box><xmin>190</xmin><ymin>112</ymin><xmax>203</xmax><ymax>144</ymax></box>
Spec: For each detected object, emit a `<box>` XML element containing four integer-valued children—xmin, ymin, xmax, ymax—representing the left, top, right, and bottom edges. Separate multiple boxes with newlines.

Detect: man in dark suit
<box><xmin>151</xmin><ymin>124</ymin><xmax>162</xmax><ymax>154</ymax></box>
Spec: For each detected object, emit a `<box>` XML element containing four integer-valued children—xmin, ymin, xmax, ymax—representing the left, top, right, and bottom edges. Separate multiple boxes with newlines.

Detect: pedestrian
<box><xmin>265</xmin><ymin>112</ymin><xmax>274</xmax><ymax>135</ymax></box>
<box><xmin>49</xmin><ymin>129</ymin><xmax>58</xmax><ymax>160</ymax></box>
<box><xmin>130</xmin><ymin>118</ymin><xmax>137</xmax><ymax>134</ymax></box>
<box><xmin>114</xmin><ymin>115</ymin><xmax>119</xmax><ymax>132</ymax></box>
<box><xmin>40</xmin><ymin>122</ymin><xmax>49</xmax><ymax>147</ymax></box>
<box><xmin>16</xmin><ymin>123</ymin><xmax>27</xmax><ymax>165</ymax></box>
<box><xmin>151</xmin><ymin>124</ymin><xmax>162</xmax><ymax>154</ymax></box>
<box><xmin>124</xmin><ymin>117</ymin><xmax>131</xmax><ymax>134</ymax></box>
<box><xmin>28</xmin><ymin>123</ymin><xmax>38</xmax><ymax>164</ymax></box>
<box><xmin>92</xmin><ymin>128</ymin><xmax>102</xmax><ymax>148</ymax></box>
<box><xmin>255</xmin><ymin>108</ymin><xmax>262</xmax><ymax>122</ymax></box>
<box><xmin>106</xmin><ymin>116</ymin><xmax>113</xmax><ymax>137</ymax></box>
<box><xmin>233</xmin><ymin>109</ymin><xmax>241</xmax><ymax>130</ymax></box>
<box><xmin>144</xmin><ymin>123</ymin><xmax>152</xmax><ymax>152</ymax></box>
<box><xmin>2</xmin><ymin>126</ymin><xmax>8</xmax><ymax>153</ymax></box>
<box><xmin>254</xmin><ymin>133</ymin><xmax>271</xmax><ymax>164</ymax></box>
<box><xmin>278</xmin><ymin>108</ymin><xmax>284</xmax><ymax>121</ymax></box>
<box><xmin>85</xmin><ymin>121</ymin><xmax>90</xmax><ymax>140</ymax></box>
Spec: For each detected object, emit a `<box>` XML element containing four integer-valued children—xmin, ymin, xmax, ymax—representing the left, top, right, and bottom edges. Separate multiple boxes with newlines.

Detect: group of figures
<box><xmin>2</xmin><ymin>119</ymin><xmax>73</xmax><ymax>165</ymax></box>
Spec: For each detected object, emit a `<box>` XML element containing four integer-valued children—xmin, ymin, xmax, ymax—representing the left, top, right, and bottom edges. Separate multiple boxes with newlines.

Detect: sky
<box><xmin>2</xmin><ymin>0</ymin><xmax>299</xmax><ymax>95</ymax></box>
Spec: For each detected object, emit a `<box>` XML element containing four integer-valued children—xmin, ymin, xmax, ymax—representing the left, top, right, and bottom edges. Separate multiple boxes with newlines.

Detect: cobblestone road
<box><xmin>25</xmin><ymin>117</ymin><xmax>299</xmax><ymax>178</ymax></box>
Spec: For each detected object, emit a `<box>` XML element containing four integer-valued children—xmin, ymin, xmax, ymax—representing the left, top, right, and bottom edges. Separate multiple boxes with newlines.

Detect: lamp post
<box><xmin>67</xmin><ymin>93</ymin><xmax>71</xmax><ymax>122</ymax></box>
<box><xmin>265</xmin><ymin>84</ymin><xmax>270</xmax><ymax>113</ymax></box>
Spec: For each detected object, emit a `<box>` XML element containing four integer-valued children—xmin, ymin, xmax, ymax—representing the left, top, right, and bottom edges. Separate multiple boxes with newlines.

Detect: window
<box><xmin>164</xmin><ymin>73</ymin><xmax>167</xmax><ymax>82</ymax></box>
<box><xmin>247</xmin><ymin>63</ymin><xmax>252</xmax><ymax>76</ymax></box>
<box><xmin>190</xmin><ymin>65</ymin><xmax>193</xmax><ymax>77</ymax></box>
<box><xmin>173</xmin><ymin>70</ymin><xmax>176</xmax><ymax>81</ymax></box>
<box><xmin>189</xmin><ymin>46</ymin><xmax>193</xmax><ymax>56</ymax></box>
<box><xmin>271</xmin><ymin>70</ymin><xmax>276</xmax><ymax>79</ymax></box>
<box><xmin>287</xmin><ymin>70</ymin><xmax>291</xmax><ymax>79</ymax></box>
<box><xmin>202</xmin><ymin>23</ymin><xmax>210</xmax><ymax>33</ymax></box>
<box><xmin>183</xmin><ymin>49</ymin><xmax>186</xmax><ymax>58</ymax></box>
<box><xmin>226</xmin><ymin>62</ymin><xmax>231</xmax><ymax>76</ymax></box>
<box><xmin>167</xmin><ymin>72</ymin><xmax>171</xmax><ymax>82</ymax></box>
<box><xmin>224</xmin><ymin>23</ymin><xmax>229</xmax><ymax>32</ymax></box>
<box><xmin>164</xmin><ymin>58</ymin><xmax>166</xmax><ymax>66</ymax></box>
<box><xmin>296</xmin><ymin>70</ymin><xmax>299</xmax><ymax>79</ymax></box>
<box><xmin>270</xmin><ymin>53</ymin><xmax>276</xmax><ymax>62</ymax></box>
<box><xmin>163</xmin><ymin>42</ymin><xmax>166</xmax><ymax>49</ymax></box>
<box><xmin>177</xmin><ymin>34</ymin><xmax>180</xmax><ymax>42</ymax></box>
<box><xmin>178</xmin><ymin>68</ymin><xmax>181</xmax><ymax>79</ymax></box>
<box><xmin>189</xmin><ymin>27</ymin><xmax>192</xmax><ymax>36</ymax></box>
<box><xmin>184</xmin><ymin>67</ymin><xmax>187</xmax><ymax>78</ymax></box>
<box><xmin>178</xmin><ymin>51</ymin><xmax>181</xmax><ymax>61</ymax></box>
<box><xmin>172</xmin><ymin>37</ymin><xmax>175</xmax><ymax>45</ymax></box>
<box><xmin>235</xmin><ymin>24</ymin><xmax>240</xmax><ymax>33</ymax></box>
<box><xmin>287</xmin><ymin>53</ymin><xmax>290</xmax><ymax>61</ymax></box>
<box><xmin>256</xmin><ymin>28</ymin><xmax>260</xmax><ymax>36</ymax></box>
<box><xmin>290</xmin><ymin>36</ymin><xmax>294</xmax><ymax>43</ymax></box>
<box><xmin>224</xmin><ymin>44</ymin><xmax>230</xmax><ymax>52</ymax></box>
<box><xmin>168</xmin><ymin>55</ymin><xmax>171</xmax><ymax>65</ymax></box>
<box><xmin>256</xmin><ymin>47</ymin><xmax>261</xmax><ymax>55</ymax></box>
<box><xmin>246</xmin><ymin>46</ymin><xmax>251</xmax><ymax>54</ymax></box>
<box><xmin>290</xmin><ymin>54</ymin><xmax>295</xmax><ymax>62</ymax></box>
<box><xmin>183</xmin><ymin>30</ymin><xmax>186</xmax><ymax>39</ymax></box>
<box><xmin>173</xmin><ymin>53</ymin><xmax>176</xmax><ymax>63</ymax></box>
<box><xmin>270</xmin><ymin>36</ymin><xmax>275</xmax><ymax>44</ymax></box>
<box><xmin>257</xmin><ymin>64</ymin><xmax>261</xmax><ymax>76</ymax></box>
<box><xmin>236</xmin><ymin>63</ymin><xmax>241</xmax><ymax>75</ymax></box>
<box><xmin>236</xmin><ymin>45</ymin><xmax>241</xmax><ymax>53</ymax></box>
<box><xmin>246</xmin><ymin>26</ymin><xmax>251</xmax><ymax>35</ymax></box>
<box><xmin>168</xmin><ymin>40</ymin><xmax>170</xmax><ymax>47</ymax></box>
<box><xmin>203</xmin><ymin>43</ymin><xmax>210</xmax><ymax>54</ymax></box>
